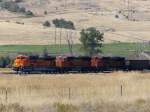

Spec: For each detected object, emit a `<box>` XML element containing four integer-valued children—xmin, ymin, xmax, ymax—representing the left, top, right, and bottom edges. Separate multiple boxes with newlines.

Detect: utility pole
<box><xmin>130</xmin><ymin>1</ymin><xmax>134</xmax><ymax>21</ymax></box>
<box><xmin>64</xmin><ymin>0</ymin><xmax>67</xmax><ymax>9</ymax></box>
<box><xmin>127</xmin><ymin>0</ymin><xmax>130</xmax><ymax>20</ymax></box>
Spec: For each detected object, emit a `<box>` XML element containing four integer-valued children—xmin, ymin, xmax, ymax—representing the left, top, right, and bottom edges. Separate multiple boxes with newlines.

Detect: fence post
<box><xmin>121</xmin><ymin>85</ymin><xmax>123</xmax><ymax>96</ymax></box>
<box><xmin>5</xmin><ymin>88</ymin><xmax>8</xmax><ymax>104</ymax></box>
<box><xmin>68</xmin><ymin>88</ymin><xmax>71</xmax><ymax>100</ymax></box>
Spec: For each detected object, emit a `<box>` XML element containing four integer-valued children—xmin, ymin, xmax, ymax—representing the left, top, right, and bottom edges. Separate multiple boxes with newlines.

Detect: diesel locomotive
<box><xmin>12</xmin><ymin>55</ymin><xmax>150</xmax><ymax>74</ymax></box>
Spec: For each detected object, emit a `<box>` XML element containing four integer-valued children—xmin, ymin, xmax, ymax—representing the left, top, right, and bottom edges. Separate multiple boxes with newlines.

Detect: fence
<box><xmin>0</xmin><ymin>83</ymin><xmax>149</xmax><ymax>105</ymax></box>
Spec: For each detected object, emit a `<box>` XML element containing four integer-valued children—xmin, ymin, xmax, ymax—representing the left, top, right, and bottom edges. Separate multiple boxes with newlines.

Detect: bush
<box><xmin>43</xmin><ymin>21</ymin><xmax>51</xmax><ymax>27</ymax></box>
<box><xmin>0</xmin><ymin>1</ymin><xmax>34</xmax><ymax>17</ymax></box>
<box><xmin>18</xmin><ymin>7</ymin><xmax>26</xmax><ymax>13</ymax></box>
<box><xmin>25</xmin><ymin>10</ymin><xmax>34</xmax><ymax>17</ymax></box>
<box><xmin>52</xmin><ymin>18</ymin><xmax>75</xmax><ymax>30</ymax></box>
<box><xmin>44</xmin><ymin>11</ymin><xmax>47</xmax><ymax>15</ymax></box>
<box><xmin>0</xmin><ymin>56</ymin><xmax>11</xmax><ymax>68</ymax></box>
<box><xmin>1</xmin><ymin>1</ymin><xmax>20</xmax><ymax>12</ymax></box>
<box><xmin>115</xmin><ymin>14</ymin><xmax>119</xmax><ymax>18</ymax></box>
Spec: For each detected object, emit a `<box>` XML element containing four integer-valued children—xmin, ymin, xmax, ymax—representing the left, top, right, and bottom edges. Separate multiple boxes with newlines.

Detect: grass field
<box><xmin>0</xmin><ymin>71</ymin><xmax>149</xmax><ymax>112</ymax></box>
<box><xmin>0</xmin><ymin>43</ymin><xmax>149</xmax><ymax>57</ymax></box>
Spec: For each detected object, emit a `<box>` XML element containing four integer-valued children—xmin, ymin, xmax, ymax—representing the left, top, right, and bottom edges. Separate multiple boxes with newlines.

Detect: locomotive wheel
<box><xmin>18</xmin><ymin>68</ymin><xmax>23</xmax><ymax>75</ymax></box>
<box><xmin>27</xmin><ymin>72</ymin><xmax>31</xmax><ymax>74</ymax></box>
<box><xmin>18</xmin><ymin>71</ymin><xmax>23</xmax><ymax>75</ymax></box>
<box><xmin>59</xmin><ymin>69</ymin><xmax>64</xmax><ymax>74</ymax></box>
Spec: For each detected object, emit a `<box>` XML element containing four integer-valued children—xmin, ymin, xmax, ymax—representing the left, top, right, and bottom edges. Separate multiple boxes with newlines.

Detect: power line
<box><xmin>127</xmin><ymin>0</ymin><xmax>130</xmax><ymax>20</ymax></box>
<box><xmin>64</xmin><ymin>0</ymin><xmax>67</xmax><ymax>9</ymax></box>
<box><xmin>59</xmin><ymin>28</ymin><xmax>62</xmax><ymax>54</ymax></box>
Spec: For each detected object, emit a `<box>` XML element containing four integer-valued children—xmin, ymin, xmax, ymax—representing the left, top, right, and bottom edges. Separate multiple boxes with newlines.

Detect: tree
<box><xmin>0</xmin><ymin>56</ymin><xmax>11</xmax><ymax>68</ymax></box>
<box><xmin>52</xmin><ymin>18</ymin><xmax>75</xmax><ymax>30</ymax></box>
<box><xmin>0</xmin><ymin>57</ymin><xmax>6</xmax><ymax>68</ymax></box>
<box><xmin>1</xmin><ymin>1</ymin><xmax>20</xmax><ymax>12</ymax></box>
<box><xmin>80</xmin><ymin>27</ymin><xmax>104</xmax><ymax>56</ymax></box>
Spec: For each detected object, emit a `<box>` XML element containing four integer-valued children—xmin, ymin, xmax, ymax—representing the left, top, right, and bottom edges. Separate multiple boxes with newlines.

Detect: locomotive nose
<box><xmin>13</xmin><ymin>60</ymin><xmax>20</xmax><ymax>68</ymax></box>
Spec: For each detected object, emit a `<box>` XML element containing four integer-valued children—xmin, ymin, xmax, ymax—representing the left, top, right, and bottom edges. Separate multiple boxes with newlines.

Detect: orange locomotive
<box><xmin>13</xmin><ymin>55</ymin><xmax>126</xmax><ymax>74</ymax></box>
<box><xmin>13</xmin><ymin>55</ymin><xmax>57</xmax><ymax>73</ymax></box>
<box><xmin>56</xmin><ymin>56</ymin><xmax>92</xmax><ymax>72</ymax></box>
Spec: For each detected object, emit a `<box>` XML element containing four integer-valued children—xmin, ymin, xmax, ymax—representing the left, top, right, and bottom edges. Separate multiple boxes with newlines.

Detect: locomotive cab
<box><xmin>13</xmin><ymin>55</ymin><xmax>29</xmax><ymax>72</ymax></box>
<box><xmin>12</xmin><ymin>55</ymin><xmax>57</xmax><ymax>73</ymax></box>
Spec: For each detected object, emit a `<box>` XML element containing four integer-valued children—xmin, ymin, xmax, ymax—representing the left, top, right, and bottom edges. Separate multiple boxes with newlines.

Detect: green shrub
<box><xmin>0</xmin><ymin>56</ymin><xmax>11</xmax><ymax>68</ymax></box>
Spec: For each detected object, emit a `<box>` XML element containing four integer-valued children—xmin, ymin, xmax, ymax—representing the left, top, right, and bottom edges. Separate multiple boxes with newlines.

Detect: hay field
<box><xmin>0</xmin><ymin>71</ymin><xmax>150</xmax><ymax>111</ymax></box>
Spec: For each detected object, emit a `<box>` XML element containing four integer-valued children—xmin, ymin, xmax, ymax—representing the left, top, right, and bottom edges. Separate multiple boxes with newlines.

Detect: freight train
<box><xmin>12</xmin><ymin>55</ymin><xmax>150</xmax><ymax>74</ymax></box>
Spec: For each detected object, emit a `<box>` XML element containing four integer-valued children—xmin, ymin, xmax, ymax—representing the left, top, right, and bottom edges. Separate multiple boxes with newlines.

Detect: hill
<box><xmin>0</xmin><ymin>0</ymin><xmax>150</xmax><ymax>45</ymax></box>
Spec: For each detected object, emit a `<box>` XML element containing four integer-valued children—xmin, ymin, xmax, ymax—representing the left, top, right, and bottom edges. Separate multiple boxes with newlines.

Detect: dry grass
<box><xmin>0</xmin><ymin>19</ymin><xmax>150</xmax><ymax>45</ymax></box>
<box><xmin>0</xmin><ymin>71</ymin><xmax>149</xmax><ymax>111</ymax></box>
<box><xmin>0</xmin><ymin>0</ymin><xmax>150</xmax><ymax>110</ymax></box>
